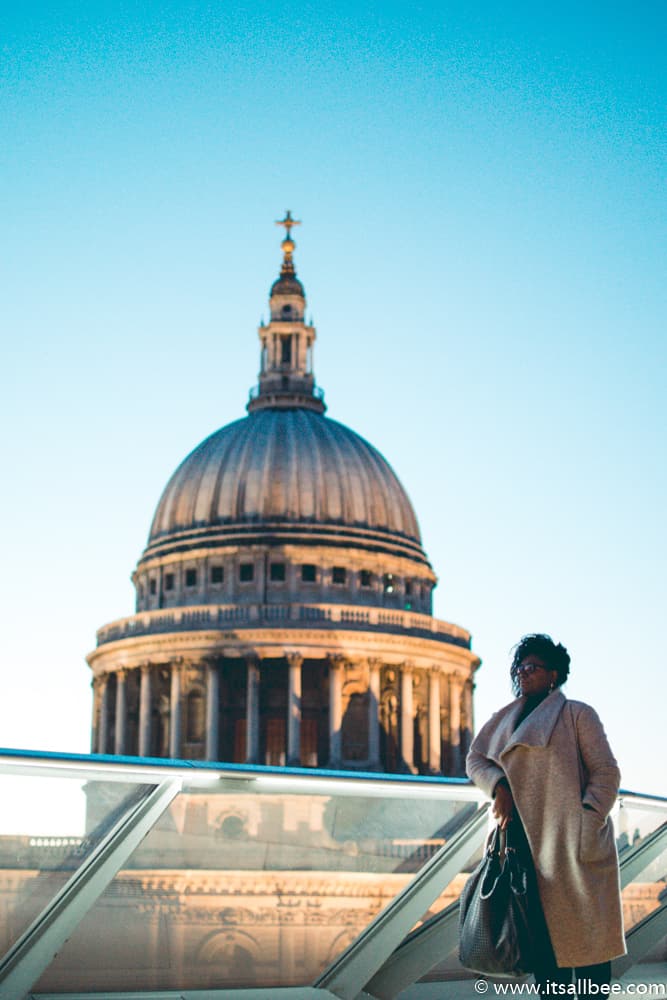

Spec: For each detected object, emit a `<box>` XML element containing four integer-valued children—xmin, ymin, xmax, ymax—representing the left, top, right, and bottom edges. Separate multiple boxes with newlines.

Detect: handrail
<box><xmin>0</xmin><ymin>749</ymin><xmax>663</xmax><ymax>802</ymax></box>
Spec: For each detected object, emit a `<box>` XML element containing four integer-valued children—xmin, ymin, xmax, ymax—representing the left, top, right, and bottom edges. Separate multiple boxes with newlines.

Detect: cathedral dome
<box><xmin>144</xmin><ymin>407</ymin><xmax>426</xmax><ymax>563</ymax></box>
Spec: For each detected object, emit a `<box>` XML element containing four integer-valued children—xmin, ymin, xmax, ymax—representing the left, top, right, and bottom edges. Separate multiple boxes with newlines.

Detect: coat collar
<box><xmin>485</xmin><ymin>689</ymin><xmax>567</xmax><ymax>761</ymax></box>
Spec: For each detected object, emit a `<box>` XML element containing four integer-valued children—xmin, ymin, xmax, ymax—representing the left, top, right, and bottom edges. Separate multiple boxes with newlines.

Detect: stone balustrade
<box><xmin>95</xmin><ymin>602</ymin><xmax>472</xmax><ymax>648</ymax></box>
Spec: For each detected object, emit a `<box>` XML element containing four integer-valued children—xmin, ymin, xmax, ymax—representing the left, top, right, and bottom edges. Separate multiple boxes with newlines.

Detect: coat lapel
<box><xmin>502</xmin><ymin>689</ymin><xmax>566</xmax><ymax>754</ymax></box>
<box><xmin>483</xmin><ymin>690</ymin><xmax>567</xmax><ymax>763</ymax></box>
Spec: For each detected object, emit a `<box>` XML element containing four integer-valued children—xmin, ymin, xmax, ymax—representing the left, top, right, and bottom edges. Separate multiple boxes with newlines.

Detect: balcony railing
<box><xmin>96</xmin><ymin>602</ymin><xmax>472</xmax><ymax>647</ymax></box>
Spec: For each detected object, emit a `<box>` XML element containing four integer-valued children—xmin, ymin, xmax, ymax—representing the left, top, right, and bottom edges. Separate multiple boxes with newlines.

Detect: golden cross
<box><xmin>275</xmin><ymin>210</ymin><xmax>301</xmax><ymax>238</ymax></box>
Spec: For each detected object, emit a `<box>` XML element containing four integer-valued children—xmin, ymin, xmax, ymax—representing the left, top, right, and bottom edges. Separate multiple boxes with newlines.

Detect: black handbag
<box><xmin>459</xmin><ymin>824</ymin><xmax>535</xmax><ymax>977</ymax></box>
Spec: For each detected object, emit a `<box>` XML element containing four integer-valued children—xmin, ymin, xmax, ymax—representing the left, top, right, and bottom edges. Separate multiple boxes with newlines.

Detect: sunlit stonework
<box><xmin>88</xmin><ymin>215</ymin><xmax>480</xmax><ymax>776</ymax></box>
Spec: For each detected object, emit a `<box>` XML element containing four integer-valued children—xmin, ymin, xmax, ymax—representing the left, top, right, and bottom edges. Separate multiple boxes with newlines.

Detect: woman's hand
<box><xmin>492</xmin><ymin>781</ymin><xmax>514</xmax><ymax>830</ymax></box>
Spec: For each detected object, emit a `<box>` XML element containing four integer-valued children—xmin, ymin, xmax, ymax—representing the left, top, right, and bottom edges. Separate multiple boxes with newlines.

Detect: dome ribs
<box><xmin>191</xmin><ymin>423</ymin><xmax>240</xmax><ymax>527</ymax></box>
<box><xmin>284</xmin><ymin>410</ymin><xmax>303</xmax><ymax>519</ymax></box>
<box><xmin>295</xmin><ymin>409</ymin><xmax>324</xmax><ymax>521</ymax></box>
<box><xmin>319</xmin><ymin>416</ymin><xmax>361</xmax><ymax>525</ymax></box>
<box><xmin>151</xmin><ymin>435</ymin><xmax>211</xmax><ymax>539</ymax></box>
<box><xmin>145</xmin><ymin>409</ymin><xmax>424</xmax><ymax>554</ymax></box>
<box><xmin>311</xmin><ymin>413</ymin><xmax>344</xmax><ymax>521</ymax></box>
<box><xmin>354</xmin><ymin>433</ymin><xmax>420</xmax><ymax>541</ymax></box>
<box><xmin>214</xmin><ymin>419</ymin><xmax>251</xmax><ymax>521</ymax></box>
<box><xmin>237</xmin><ymin>414</ymin><xmax>271</xmax><ymax>519</ymax></box>
<box><xmin>262</xmin><ymin>411</ymin><xmax>288</xmax><ymax>518</ymax></box>
<box><xmin>207</xmin><ymin>420</ymin><xmax>245</xmax><ymax>525</ymax></box>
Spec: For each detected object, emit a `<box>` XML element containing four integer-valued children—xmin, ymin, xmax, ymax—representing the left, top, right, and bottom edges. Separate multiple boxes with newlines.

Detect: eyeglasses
<box><xmin>516</xmin><ymin>662</ymin><xmax>547</xmax><ymax>675</ymax></box>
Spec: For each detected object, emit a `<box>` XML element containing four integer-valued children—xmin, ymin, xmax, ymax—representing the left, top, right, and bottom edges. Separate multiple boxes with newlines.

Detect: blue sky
<box><xmin>2</xmin><ymin>2</ymin><xmax>665</xmax><ymax>800</ymax></box>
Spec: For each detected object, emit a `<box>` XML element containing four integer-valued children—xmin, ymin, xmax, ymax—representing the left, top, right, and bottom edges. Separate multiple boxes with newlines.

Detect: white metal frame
<box><xmin>0</xmin><ymin>752</ymin><xmax>662</xmax><ymax>1000</ymax></box>
<box><xmin>0</xmin><ymin>779</ymin><xmax>181</xmax><ymax>1000</ymax></box>
<box><xmin>313</xmin><ymin>806</ymin><xmax>489</xmax><ymax>999</ymax></box>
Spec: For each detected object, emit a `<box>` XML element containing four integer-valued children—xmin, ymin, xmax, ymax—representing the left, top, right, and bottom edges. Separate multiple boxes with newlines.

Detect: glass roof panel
<box><xmin>617</xmin><ymin>795</ymin><xmax>667</xmax><ymax>960</ymax></box>
<box><xmin>0</xmin><ymin>774</ymin><xmax>153</xmax><ymax>962</ymax></box>
<box><xmin>33</xmin><ymin>772</ymin><xmax>481</xmax><ymax>992</ymax></box>
<box><xmin>407</xmin><ymin>793</ymin><xmax>667</xmax><ymax>987</ymax></box>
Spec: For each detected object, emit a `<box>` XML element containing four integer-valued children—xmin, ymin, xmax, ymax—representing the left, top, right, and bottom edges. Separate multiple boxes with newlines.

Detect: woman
<box><xmin>466</xmin><ymin>634</ymin><xmax>625</xmax><ymax>996</ymax></box>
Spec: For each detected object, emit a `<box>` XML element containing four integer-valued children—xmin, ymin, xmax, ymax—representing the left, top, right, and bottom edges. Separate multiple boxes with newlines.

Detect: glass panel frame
<box><xmin>0</xmin><ymin>750</ymin><xmax>663</xmax><ymax>998</ymax></box>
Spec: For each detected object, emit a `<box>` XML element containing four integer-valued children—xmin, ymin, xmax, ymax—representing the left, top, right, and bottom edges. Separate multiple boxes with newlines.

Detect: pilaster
<box><xmin>367</xmin><ymin>657</ymin><xmax>382</xmax><ymax>770</ymax></box>
<box><xmin>206</xmin><ymin>659</ymin><xmax>220</xmax><ymax>762</ymax></box>
<box><xmin>169</xmin><ymin>663</ymin><xmax>182</xmax><ymax>759</ymax></box>
<box><xmin>286</xmin><ymin>652</ymin><xmax>303</xmax><ymax>767</ymax></box>
<box><xmin>139</xmin><ymin>663</ymin><xmax>152</xmax><ymax>757</ymax></box>
<box><xmin>328</xmin><ymin>655</ymin><xmax>344</xmax><ymax>768</ymax></box>
<box><xmin>245</xmin><ymin>657</ymin><xmax>261</xmax><ymax>764</ymax></box>
<box><xmin>114</xmin><ymin>668</ymin><xmax>128</xmax><ymax>755</ymax></box>
<box><xmin>428</xmin><ymin>667</ymin><xmax>442</xmax><ymax>775</ymax></box>
<box><xmin>400</xmin><ymin>663</ymin><xmax>415</xmax><ymax>773</ymax></box>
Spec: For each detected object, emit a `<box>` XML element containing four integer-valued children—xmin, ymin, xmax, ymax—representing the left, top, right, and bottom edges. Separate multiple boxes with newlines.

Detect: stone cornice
<box><xmin>88</xmin><ymin>626</ymin><xmax>481</xmax><ymax>676</ymax></box>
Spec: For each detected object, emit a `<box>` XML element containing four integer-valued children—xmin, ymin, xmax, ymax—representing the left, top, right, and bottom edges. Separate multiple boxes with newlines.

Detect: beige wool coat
<box><xmin>466</xmin><ymin>689</ymin><xmax>626</xmax><ymax>968</ymax></box>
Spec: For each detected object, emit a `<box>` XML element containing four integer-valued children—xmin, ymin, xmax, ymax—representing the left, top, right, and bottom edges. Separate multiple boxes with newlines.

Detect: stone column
<box><xmin>91</xmin><ymin>678</ymin><xmax>99</xmax><ymax>753</ymax></box>
<box><xmin>286</xmin><ymin>653</ymin><xmax>303</xmax><ymax>767</ymax></box>
<box><xmin>169</xmin><ymin>664</ymin><xmax>182</xmax><ymax>759</ymax></box>
<box><xmin>114</xmin><ymin>669</ymin><xmax>128</xmax><ymax>756</ymax></box>
<box><xmin>462</xmin><ymin>678</ymin><xmax>474</xmax><ymax>756</ymax></box>
<box><xmin>98</xmin><ymin>675</ymin><xmax>109</xmax><ymax>754</ymax></box>
<box><xmin>139</xmin><ymin>663</ymin><xmax>152</xmax><ymax>757</ymax></box>
<box><xmin>449</xmin><ymin>675</ymin><xmax>463</xmax><ymax>776</ymax></box>
<box><xmin>428</xmin><ymin>667</ymin><xmax>442</xmax><ymax>774</ymax></box>
<box><xmin>400</xmin><ymin>664</ymin><xmax>415</xmax><ymax>773</ymax></box>
<box><xmin>245</xmin><ymin>657</ymin><xmax>261</xmax><ymax>764</ymax></box>
<box><xmin>367</xmin><ymin>658</ymin><xmax>381</xmax><ymax>769</ymax></box>
<box><xmin>328</xmin><ymin>656</ymin><xmax>343</xmax><ymax>767</ymax></box>
<box><xmin>206</xmin><ymin>660</ymin><xmax>220</xmax><ymax>762</ymax></box>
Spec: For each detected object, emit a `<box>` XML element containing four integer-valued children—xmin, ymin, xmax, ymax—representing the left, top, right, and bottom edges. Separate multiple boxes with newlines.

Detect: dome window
<box><xmin>332</xmin><ymin>567</ymin><xmax>347</xmax><ymax>585</ymax></box>
<box><xmin>383</xmin><ymin>574</ymin><xmax>395</xmax><ymax>594</ymax></box>
<box><xmin>211</xmin><ymin>565</ymin><xmax>224</xmax><ymax>585</ymax></box>
<box><xmin>301</xmin><ymin>564</ymin><xmax>317</xmax><ymax>583</ymax></box>
<box><xmin>185</xmin><ymin>569</ymin><xmax>197</xmax><ymax>588</ymax></box>
<box><xmin>360</xmin><ymin>570</ymin><xmax>372</xmax><ymax>588</ymax></box>
<box><xmin>281</xmin><ymin>304</ymin><xmax>292</xmax><ymax>318</ymax></box>
<box><xmin>405</xmin><ymin>580</ymin><xmax>413</xmax><ymax>596</ymax></box>
<box><xmin>164</xmin><ymin>573</ymin><xmax>174</xmax><ymax>591</ymax></box>
<box><xmin>149</xmin><ymin>578</ymin><xmax>156</xmax><ymax>596</ymax></box>
<box><xmin>280</xmin><ymin>336</ymin><xmax>292</xmax><ymax>364</ymax></box>
<box><xmin>239</xmin><ymin>563</ymin><xmax>254</xmax><ymax>583</ymax></box>
<box><xmin>270</xmin><ymin>562</ymin><xmax>286</xmax><ymax>582</ymax></box>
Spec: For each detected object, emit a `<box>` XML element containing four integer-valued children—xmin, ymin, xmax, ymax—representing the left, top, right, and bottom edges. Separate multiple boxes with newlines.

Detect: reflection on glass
<box><xmin>414</xmin><ymin>796</ymin><xmax>667</xmax><ymax>985</ymax></box>
<box><xmin>35</xmin><ymin>779</ymin><xmax>479</xmax><ymax>992</ymax></box>
<box><xmin>617</xmin><ymin>797</ymin><xmax>667</xmax><ymax>962</ymax></box>
<box><xmin>0</xmin><ymin>777</ymin><xmax>153</xmax><ymax>961</ymax></box>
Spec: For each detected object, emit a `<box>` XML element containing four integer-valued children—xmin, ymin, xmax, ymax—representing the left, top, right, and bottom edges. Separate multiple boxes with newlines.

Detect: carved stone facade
<box><xmin>87</xmin><ymin>216</ymin><xmax>480</xmax><ymax>775</ymax></box>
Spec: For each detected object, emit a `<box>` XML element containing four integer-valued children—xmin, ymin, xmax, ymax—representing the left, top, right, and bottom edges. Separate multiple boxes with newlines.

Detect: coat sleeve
<box><xmin>575</xmin><ymin>704</ymin><xmax>621</xmax><ymax>817</ymax></box>
<box><xmin>466</xmin><ymin>714</ymin><xmax>507</xmax><ymax>799</ymax></box>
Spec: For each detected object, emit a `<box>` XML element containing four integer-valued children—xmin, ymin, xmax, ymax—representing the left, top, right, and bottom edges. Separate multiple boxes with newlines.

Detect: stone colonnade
<box><xmin>92</xmin><ymin>655</ymin><xmax>474</xmax><ymax>775</ymax></box>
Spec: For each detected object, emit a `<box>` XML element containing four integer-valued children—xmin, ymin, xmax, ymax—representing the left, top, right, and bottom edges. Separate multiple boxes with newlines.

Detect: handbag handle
<box><xmin>479</xmin><ymin>826</ymin><xmax>505</xmax><ymax>899</ymax></box>
<box><xmin>480</xmin><ymin>824</ymin><xmax>529</xmax><ymax>899</ymax></box>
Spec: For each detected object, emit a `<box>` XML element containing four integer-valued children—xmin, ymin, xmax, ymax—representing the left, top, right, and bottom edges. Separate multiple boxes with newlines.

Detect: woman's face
<box><xmin>516</xmin><ymin>654</ymin><xmax>559</xmax><ymax>697</ymax></box>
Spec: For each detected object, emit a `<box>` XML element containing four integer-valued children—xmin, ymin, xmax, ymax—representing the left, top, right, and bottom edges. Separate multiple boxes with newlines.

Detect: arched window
<box><xmin>186</xmin><ymin>690</ymin><xmax>205</xmax><ymax>743</ymax></box>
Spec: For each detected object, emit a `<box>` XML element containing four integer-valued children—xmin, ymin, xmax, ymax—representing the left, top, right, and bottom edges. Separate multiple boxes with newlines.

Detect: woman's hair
<box><xmin>510</xmin><ymin>633</ymin><xmax>570</xmax><ymax>697</ymax></box>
